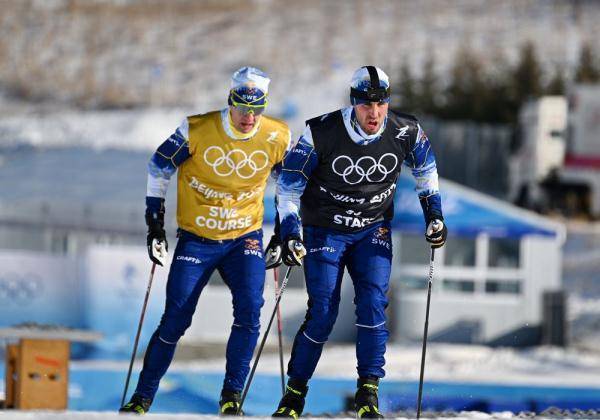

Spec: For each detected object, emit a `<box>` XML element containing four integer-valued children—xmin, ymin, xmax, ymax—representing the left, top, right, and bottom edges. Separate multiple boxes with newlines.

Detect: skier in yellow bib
<box><xmin>120</xmin><ymin>67</ymin><xmax>291</xmax><ymax>415</ymax></box>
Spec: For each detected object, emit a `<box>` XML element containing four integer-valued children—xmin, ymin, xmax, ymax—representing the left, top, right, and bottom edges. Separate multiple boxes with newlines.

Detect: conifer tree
<box><xmin>443</xmin><ymin>47</ymin><xmax>487</xmax><ymax>121</ymax></box>
<box><xmin>481</xmin><ymin>54</ymin><xmax>514</xmax><ymax>124</ymax></box>
<box><xmin>394</xmin><ymin>63</ymin><xmax>417</xmax><ymax>113</ymax></box>
<box><xmin>546</xmin><ymin>66</ymin><xmax>566</xmax><ymax>95</ymax></box>
<box><xmin>575</xmin><ymin>43</ymin><xmax>600</xmax><ymax>83</ymax></box>
<box><xmin>512</xmin><ymin>41</ymin><xmax>543</xmax><ymax>105</ymax></box>
<box><xmin>419</xmin><ymin>52</ymin><xmax>439</xmax><ymax>116</ymax></box>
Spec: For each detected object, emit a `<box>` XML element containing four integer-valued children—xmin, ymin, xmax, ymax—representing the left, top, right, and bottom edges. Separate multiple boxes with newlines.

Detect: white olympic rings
<box><xmin>203</xmin><ymin>146</ymin><xmax>269</xmax><ymax>179</ymax></box>
<box><xmin>331</xmin><ymin>153</ymin><xmax>398</xmax><ymax>185</ymax></box>
<box><xmin>0</xmin><ymin>273</ymin><xmax>43</xmax><ymax>303</ymax></box>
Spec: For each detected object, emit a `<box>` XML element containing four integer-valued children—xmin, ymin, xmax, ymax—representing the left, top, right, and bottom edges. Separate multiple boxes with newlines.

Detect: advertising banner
<box><xmin>83</xmin><ymin>245</ymin><xmax>169</xmax><ymax>359</ymax></box>
<box><xmin>0</xmin><ymin>250</ymin><xmax>80</xmax><ymax>327</ymax></box>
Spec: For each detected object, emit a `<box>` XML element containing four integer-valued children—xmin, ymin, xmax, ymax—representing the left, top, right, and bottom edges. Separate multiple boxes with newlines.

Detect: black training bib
<box><xmin>300</xmin><ymin>109</ymin><xmax>420</xmax><ymax>232</ymax></box>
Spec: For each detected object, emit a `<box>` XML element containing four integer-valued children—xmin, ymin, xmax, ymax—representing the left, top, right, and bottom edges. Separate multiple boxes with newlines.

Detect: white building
<box><xmin>390</xmin><ymin>177</ymin><xmax>565</xmax><ymax>345</ymax></box>
<box><xmin>510</xmin><ymin>87</ymin><xmax>600</xmax><ymax>218</ymax></box>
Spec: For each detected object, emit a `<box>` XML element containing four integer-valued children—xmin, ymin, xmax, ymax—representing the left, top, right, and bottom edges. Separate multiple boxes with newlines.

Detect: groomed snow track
<box><xmin>2</xmin><ymin>409</ymin><xmax>600</xmax><ymax>419</ymax></box>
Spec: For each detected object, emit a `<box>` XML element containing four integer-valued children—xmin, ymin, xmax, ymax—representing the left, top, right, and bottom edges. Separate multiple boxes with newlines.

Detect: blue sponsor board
<box><xmin>81</xmin><ymin>247</ymin><xmax>167</xmax><ymax>360</ymax></box>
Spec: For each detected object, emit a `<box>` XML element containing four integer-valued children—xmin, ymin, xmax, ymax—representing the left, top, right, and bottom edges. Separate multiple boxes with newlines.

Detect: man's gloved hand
<box><xmin>146</xmin><ymin>211</ymin><xmax>169</xmax><ymax>266</ymax></box>
<box><xmin>425</xmin><ymin>219</ymin><xmax>447</xmax><ymax>249</ymax></box>
<box><xmin>282</xmin><ymin>236</ymin><xmax>307</xmax><ymax>266</ymax></box>
<box><xmin>264</xmin><ymin>235</ymin><xmax>283</xmax><ymax>269</ymax></box>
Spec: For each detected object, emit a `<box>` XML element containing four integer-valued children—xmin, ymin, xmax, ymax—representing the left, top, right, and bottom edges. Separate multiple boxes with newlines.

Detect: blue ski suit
<box><xmin>136</xmin><ymin>229</ymin><xmax>266</xmax><ymax>397</ymax></box>
<box><xmin>135</xmin><ymin>109</ymin><xmax>291</xmax><ymax>399</ymax></box>
<box><xmin>277</xmin><ymin>107</ymin><xmax>443</xmax><ymax>381</ymax></box>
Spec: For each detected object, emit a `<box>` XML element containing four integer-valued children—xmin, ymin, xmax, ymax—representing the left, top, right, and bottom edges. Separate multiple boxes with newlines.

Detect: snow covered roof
<box><xmin>392</xmin><ymin>176</ymin><xmax>566</xmax><ymax>239</ymax></box>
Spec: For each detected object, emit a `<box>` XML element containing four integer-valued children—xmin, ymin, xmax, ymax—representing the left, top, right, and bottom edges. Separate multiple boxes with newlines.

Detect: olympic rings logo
<box><xmin>203</xmin><ymin>146</ymin><xmax>269</xmax><ymax>179</ymax></box>
<box><xmin>331</xmin><ymin>153</ymin><xmax>398</xmax><ymax>185</ymax></box>
<box><xmin>0</xmin><ymin>274</ymin><xmax>43</xmax><ymax>304</ymax></box>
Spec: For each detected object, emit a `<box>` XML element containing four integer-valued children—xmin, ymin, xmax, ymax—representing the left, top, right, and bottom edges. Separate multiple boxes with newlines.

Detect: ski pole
<box><xmin>273</xmin><ymin>267</ymin><xmax>286</xmax><ymax>396</ymax></box>
<box><xmin>121</xmin><ymin>262</ymin><xmax>157</xmax><ymax>408</ymax></box>
<box><xmin>416</xmin><ymin>247</ymin><xmax>435</xmax><ymax>420</ymax></box>
<box><xmin>238</xmin><ymin>265</ymin><xmax>294</xmax><ymax>414</ymax></box>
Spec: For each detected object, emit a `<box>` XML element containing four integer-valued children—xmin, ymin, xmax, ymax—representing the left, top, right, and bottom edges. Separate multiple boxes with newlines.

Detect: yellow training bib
<box><xmin>177</xmin><ymin>111</ymin><xmax>290</xmax><ymax>240</ymax></box>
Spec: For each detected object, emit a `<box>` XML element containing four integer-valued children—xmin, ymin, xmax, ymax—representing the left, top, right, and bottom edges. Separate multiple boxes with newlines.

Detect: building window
<box><xmin>485</xmin><ymin>280</ymin><xmax>521</xmax><ymax>294</ymax></box>
<box><xmin>445</xmin><ymin>237</ymin><xmax>476</xmax><ymax>267</ymax></box>
<box><xmin>400</xmin><ymin>276</ymin><xmax>428</xmax><ymax>290</ymax></box>
<box><xmin>488</xmin><ymin>238</ymin><xmax>520</xmax><ymax>268</ymax></box>
<box><xmin>443</xmin><ymin>279</ymin><xmax>475</xmax><ymax>293</ymax></box>
<box><xmin>399</xmin><ymin>234</ymin><xmax>430</xmax><ymax>265</ymax></box>
<box><xmin>50</xmin><ymin>232</ymin><xmax>69</xmax><ymax>254</ymax></box>
<box><xmin>0</xmin><ymin>226</ymin><xmax>46</xmax><ymax>252</ymax></box>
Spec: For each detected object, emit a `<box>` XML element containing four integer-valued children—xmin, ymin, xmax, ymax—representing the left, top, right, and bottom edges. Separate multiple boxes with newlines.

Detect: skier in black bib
<box><xmin>266</xmin><ymin>66</ymin><xmax>447</xmax><ymax>419</ymax></box>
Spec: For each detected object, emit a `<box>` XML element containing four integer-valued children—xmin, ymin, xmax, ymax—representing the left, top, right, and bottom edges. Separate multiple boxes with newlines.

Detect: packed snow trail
<box><xmin>3</xmin><ymin>410</ymin><xmax>600</xmax><ymax>419</ymax></box>
<box><xmin>0</xmin><ymin>412</ymin><xmax>523</xmax><ymax>419</ymax></box>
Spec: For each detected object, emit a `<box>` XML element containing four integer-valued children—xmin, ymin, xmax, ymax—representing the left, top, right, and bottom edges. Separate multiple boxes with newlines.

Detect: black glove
<box><xmin>425</xmin><ymin>218</ymin><xmax>447</xmax><ymax>249</ymax></box>
<box><xmin>146</xmin><ymin>208</ymin><xmax>168</xmax><ymax>266</ymax></box>
<box><xmin>264</xmin><ymin>235</ymin><xmax>283</xmax><ymax>269</ymax></box>
<box><xmin>282</xmin><ymin>236</ymin><xmax>307</xmax><ymax>266</ymax></box>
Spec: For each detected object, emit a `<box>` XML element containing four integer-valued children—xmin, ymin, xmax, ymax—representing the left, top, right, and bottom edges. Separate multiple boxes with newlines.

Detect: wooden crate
<box><xmin>4</xmin><ymin>344</ymin><xmax>17</xmax><ymax>408</ymax></box>
<box><xmin>6</xmin><ymin>339</ymin><xmax>69</xmax><ymax>410</ymax></box>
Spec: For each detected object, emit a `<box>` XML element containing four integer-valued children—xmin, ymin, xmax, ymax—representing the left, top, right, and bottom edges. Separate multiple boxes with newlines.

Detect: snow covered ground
<box><xmin>123</xmin><ymin>344</ymin><xmax>600</xmax><ymax>389</ymax></box>
<box><xmin>0</xmin><ymin>108</ymin><xmax>186</xmax><ymax>152</ymax></box>
<box><xmin>3</xmin><ymin>344</ymin><xmax>600</xmax><ymax>418</ymax></box>
<box><xmin>65</xmin><ymin>344</ymin><xmax>600</xmax><ymax>417</ymax></box>
<box><xmin>67</xmin><ymin>343</ymin><xmax>600</xmax><ymax>388</ymax></box>
<box><xmin>0</xmin><ymin>413</ymin><xmax>519</xmax><ymax>420</ymax></box>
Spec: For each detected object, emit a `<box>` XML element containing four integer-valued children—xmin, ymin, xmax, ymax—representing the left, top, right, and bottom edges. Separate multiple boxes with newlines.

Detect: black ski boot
<box><xmin>219</xmin><ymin>390</ymin><xmax>243</xmax><ymax>416</ymax></box>
<box><xmin>272</xmin><ymin>379</ymin><xmax>308</xmax><ymax>419</ymax></box>
<box><xmin>119</xmin><ymin>394</ymin><xmax>152</xmax><ymax>415</ymax></box>
<box><xmin>355</xmin><ymin>377</ymin><xmax>384</xmax><ymax>418</ymax></box>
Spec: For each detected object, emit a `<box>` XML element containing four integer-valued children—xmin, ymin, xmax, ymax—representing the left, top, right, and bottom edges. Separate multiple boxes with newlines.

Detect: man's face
<box><xmin>354</xmin><ymin>101</ymin><xmax>389</xmax><ymax>135</ymax></box>
<box><xmin>230</xmin><ymin>106</ymin><xmax>262</xmax><ymax>133</ymax></box>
